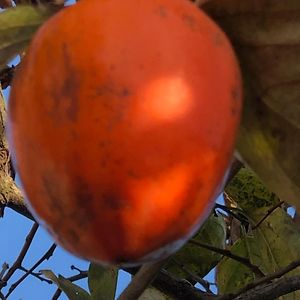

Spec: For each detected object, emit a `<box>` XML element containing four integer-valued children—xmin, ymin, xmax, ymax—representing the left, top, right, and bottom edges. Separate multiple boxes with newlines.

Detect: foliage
<box><xmin>204</xmin><ymin>0</ymin><xmax>300</xmax><ymax>209</ymax></box>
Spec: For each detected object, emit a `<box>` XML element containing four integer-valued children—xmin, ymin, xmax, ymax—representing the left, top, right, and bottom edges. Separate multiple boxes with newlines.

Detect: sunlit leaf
<box><xmin>166</xmin><ymin>214</ymin><xmax>226</xmax><ymax>279</ymax></box>
<box><xmin>204</xmin><ymin>0</ymin><xmax>300</xmax><ymax>208</ymax></box>
<box><xmin>226</xmin><ymin>167</ymin><xmax>281</xmax><ymax>214</ymax></box>
<box><xmin>0</xmin><ymin>5</ymin><xmax>55</xmax><ymax>68</ymax></box>
<box><xmin>41</xmin><ymin>269</ymin><xmax>91</xmax><ymax>300</ymax></box>
<box><xmin>88</xmin><ymin>264</ymin><xmax>118</xmax><ymax>300</ymax></box>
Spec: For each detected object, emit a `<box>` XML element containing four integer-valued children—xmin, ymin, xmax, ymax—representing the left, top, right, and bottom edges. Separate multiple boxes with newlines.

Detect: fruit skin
<box><xmin>7</xmin><ymin>0</ymin><xmax>242</xmax><ymax>265</ymax></box>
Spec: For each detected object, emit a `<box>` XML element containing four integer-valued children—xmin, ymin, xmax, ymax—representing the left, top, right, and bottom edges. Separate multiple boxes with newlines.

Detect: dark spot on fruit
<box><xmin>42</xmin><ymin>173</ymin><xmax>64</xmax><ymax>213</ymax></box>
<box><xmin>182</xmin><ymin>14</ymin><xmax>196</xmax><ymax>30</ymax></box>
<box><xmin>114</xmin><ymin>158</ymin><xmax>122</xmax><ymax>166</ymax></box>
<box><xmin>95</xmin><ymin>83</ymin><xmax>115</xmax><ymax>97</ymax></box>
<box><xmin>231</xmin><ymin>107</ymin><xmax>238</xmax><ymax>116</ymax></box>
<box><xmin>98</xmin><ymin>140</ymin><xmax>112</xmax><ymax>149</ymax></box>
<box><xmin>109</xmin><ymin>64</ymin><xmax>116</xmax><ymax>71</ymax></box>
<box><xmin>127</xmin><ymin>170</ymin><xmax>140</xmax><ymax>178</ymax></box>
<box><xmin>94</xmin><ymin>82</ymin><xmax>130</xmax><ymax>99</ymax></box>
<box><xmin>101</xmin><ymin>159</ymin><xmax>107</xmax><ymax>168</ymax></box>
<box><xmin>114</xmin><ymin>158</ymin><xmax>122</xmax><ymax>165</ymax></box>
<box><xmin>155</xmin><ymin>5</ymin><xmax>168</xmax><ymax>18</ymax></box>
<box><xmin>61</xmin><ymin>43</ymin><xmax>81</xmax><ymax>122</ymax></box>
<box><xmin>102</xmin><ymin>192</ymin><xmax>123</xmax><ymax>210</ymax></box>
<box><xmin>66</xmin><ymin>228</ymin><xmax>80</xmax><ymax>243</ymax></box>
<box><xmin>231</xmin><ymin>86</ymin><xmax>240</xmax><ymax>101</ymax></box>
<box><xmin>62</xmin><ymin>76</ymin><xmax>80</xmax><ymax>121</ymax></box>
<box><xmin>121</xmin><ymin>88</ymin><xmax>130</xmax><ymax>97</ymax></box>
<box><xmin>73</xmin><ymin>177</ymin><xmax>95</xmax><ymax>226</ymax></box>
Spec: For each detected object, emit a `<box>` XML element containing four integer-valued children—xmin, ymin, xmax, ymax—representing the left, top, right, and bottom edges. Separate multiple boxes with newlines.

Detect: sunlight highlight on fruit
<box><xmin>136</xmin><ymin>76</ymin><xmax>192</xmax><ymax>125</ymax></box>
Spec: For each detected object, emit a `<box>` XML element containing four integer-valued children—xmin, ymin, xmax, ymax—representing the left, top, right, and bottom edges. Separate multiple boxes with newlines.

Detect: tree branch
<box><xmin>219</xmin><ymin>258</ymin><xmax>300</xmax><ymax>300</ymax></box>
<box><xmin>118</xmin><ymin>259</ymin><xmax>168</xmax><ymax>300</ymax></box>
<box><xmin>233</xmin><ymin>275</ymin><xmax>300</xmax><ymax>300</ymax></box>
<box><xmin>18</xmin><ymin>266</ymin><xmax>53</xmax><ymax>284</ymax></box>
<box><xmin>0</xmin><ymin>87</ymin><xmax>34</xmax><ymax>221</ymax></box>
<box><xmin>0</xmin><ymin>66</ymin><xmax>14</xmax><ymax>89</ymax></box>
<box><xmin>215</xmin><ymin>203</ymin><xmax>248</xmax><ymax>225</ymax></box>
<box><xmin>152</xmin><ymin>270</ymin><xmax>217</xmax><ymax>300</ymax></box>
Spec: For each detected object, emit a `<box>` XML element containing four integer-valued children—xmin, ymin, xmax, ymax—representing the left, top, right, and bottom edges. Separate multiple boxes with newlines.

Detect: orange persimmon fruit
<box><xmin>7</xmin><ymin>0</ymin><xmax>242</xmax><ymax>265</ymax></box>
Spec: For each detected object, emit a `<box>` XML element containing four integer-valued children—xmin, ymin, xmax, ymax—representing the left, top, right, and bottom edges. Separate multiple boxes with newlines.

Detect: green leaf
<box><xmin>166</xmin><ymin>214</ymin><xmax>226</xmax><ymax>279</ymax></box>
<box><xmin>219</xmin><ymin>169</ymin><xmax>300</xmax><ymax>299</ymax></box>
<box><xmin>220</xmin><ymin>164</ymin><xmax>300</xmax><ymax>298</ymax></box>
<box><xmin>225</xmin><ymin>167</ymin><xmax>281</xmax><ymax>215</ymax></box>
<box><xmin>0</xmin><ymin>5</ymin><xmax>54</xmax><ymax>68</ymax></box>
<box><xmin>218</xmin><ymin>208</ymin><xmax>300</xmax><ymax>299</ymax></box>
<box><xmin>88</xmin><ymin>264</ymin><xmax>118</xmax><ymax>300</ymax></box>
<box><xmin>41</xmin><ymin>270</ymin><xmax>91</xmax><ymax>300</ymax></box>
<box><xmin>204</xmin><ymin>1</ymin><xmax>300</xmax><ymax>208</ymax></box>
<box><xmin>216</xmin><ymin>237</ymin><xmax>256</xmax><ymax>294</ymax></box>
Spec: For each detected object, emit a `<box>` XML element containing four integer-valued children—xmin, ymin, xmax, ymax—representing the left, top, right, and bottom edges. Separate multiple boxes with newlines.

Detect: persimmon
<box><xmin>7</xmin><ymin>0</ymin><xmax>242</xmax><ymax>265</ymax></box>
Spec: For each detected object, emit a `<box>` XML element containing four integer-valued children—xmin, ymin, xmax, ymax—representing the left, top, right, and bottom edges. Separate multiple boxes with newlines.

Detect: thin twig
<box><xmin>117</xmin><ymin>259</ymin><xmax>168</xmax><ymax>300</ymax></box>
<box><xmin>215</xmin><ymin>204</ymin><xmax>248</xmax><ymax>224</ymax></box>
<box><xmin>189</xmin><ymin>240</ymin><xmax>265</xmax><ymax>278</ymax></box>
<box><xmin>18</xmin><ymin>266</ymin><xmax>53</xmax><ymax>284</ymax></box>
<box><xmin>70</xmin><ymin>265</ymin><xmax>85</xmax><ymax>274</ymax></box>
<box><xmin>219</xmin><ymin>258</ymin><xmax>300</xmax><ymax>300</ymax></box>
<box><xmin>252</xmin><ymin>201</ymin><xmax>285</xmax><ymax>230</ymax></box>
<box><xmin>1</xmin><ymin>222</ymin><xmax>39</xmax><ymax>287</ymax></box>
<box><xmin>5</xmin><ymin>243</ymin><xmax>57</xmax><ymax>298</ymax></box>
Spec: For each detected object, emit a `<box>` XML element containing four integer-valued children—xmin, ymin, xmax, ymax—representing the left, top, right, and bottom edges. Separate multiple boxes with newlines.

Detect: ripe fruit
<box><xmin>8</xmin><ymin>0</ymin><xmax>242</xmax><ymax>265</ymax></box>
